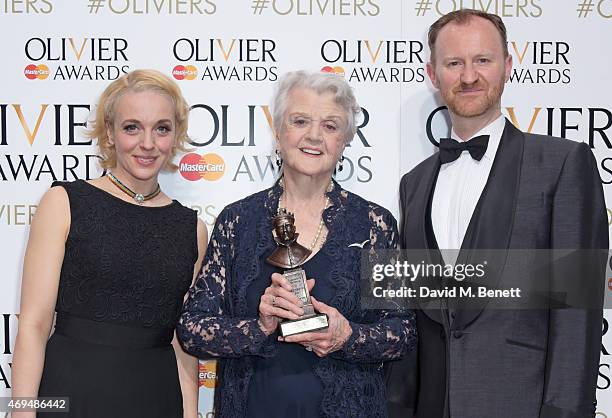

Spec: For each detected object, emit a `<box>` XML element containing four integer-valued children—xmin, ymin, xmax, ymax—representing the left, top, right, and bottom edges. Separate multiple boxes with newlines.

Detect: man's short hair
<box><xmin>428</xmin><ymin>9</ymin><xmax>509</xmax><ymax>63</ymax></box>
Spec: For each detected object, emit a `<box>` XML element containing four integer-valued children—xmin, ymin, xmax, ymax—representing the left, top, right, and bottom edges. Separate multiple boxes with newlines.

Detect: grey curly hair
<box><xmin>271</xmin><ymin>70</ymin><xmax>361</xmax><ymax>145</ymax></box>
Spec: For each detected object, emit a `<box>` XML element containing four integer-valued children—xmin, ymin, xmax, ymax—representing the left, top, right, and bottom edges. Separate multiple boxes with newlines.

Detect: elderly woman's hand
<box><xmin>281</xmin><ymin>296</ymin><xmax>353</xmax><ymax>357</ymax></box>
<box><xmin>258</xmin><ymin>273</ymin><xmax>315</xmax><ymax>336</ymax></box>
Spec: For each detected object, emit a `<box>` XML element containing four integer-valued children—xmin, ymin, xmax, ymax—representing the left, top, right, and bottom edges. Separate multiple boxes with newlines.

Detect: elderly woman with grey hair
<box><xmin>178</xmin><ymin>70</ymin><xmax>416</xmax><ymax>418</ymax></box>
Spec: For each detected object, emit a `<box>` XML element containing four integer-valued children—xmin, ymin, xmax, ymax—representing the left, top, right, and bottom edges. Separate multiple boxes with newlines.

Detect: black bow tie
<box><xmin>439</xmin><ymin>135</ymin><xmax>489</xmax><ymax>164</ymax></box>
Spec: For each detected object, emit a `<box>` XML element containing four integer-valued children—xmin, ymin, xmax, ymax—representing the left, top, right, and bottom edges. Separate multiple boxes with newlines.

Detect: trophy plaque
<box><xmin>266</xmin><ymin>208</ymin><xmax>329</xmax><ymax>337</ymax></box>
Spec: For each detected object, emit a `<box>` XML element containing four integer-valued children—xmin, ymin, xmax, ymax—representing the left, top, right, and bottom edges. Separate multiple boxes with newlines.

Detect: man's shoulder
<box><xmin>400</xmin><ymin>153</ymin><xmax>438</xmax><ymax>187</ymax></box>
<box><xmin>520</xmin><ymin>130</ymin><xmax>590</xmax><ymax>163</ymax></box>
<box><xmin>523</xmin><ymin>131</ymin><xmax>584</xmax><ymax>151</ymax></box>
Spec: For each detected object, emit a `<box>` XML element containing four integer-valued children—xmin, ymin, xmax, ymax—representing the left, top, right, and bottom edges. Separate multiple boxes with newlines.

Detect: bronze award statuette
<box><xmin>266</xmin><ymin>208</ymin><xmax>329</xmax><ymax>337</ymax></box>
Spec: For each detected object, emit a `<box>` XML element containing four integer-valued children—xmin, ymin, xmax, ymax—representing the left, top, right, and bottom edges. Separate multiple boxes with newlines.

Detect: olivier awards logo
<box><xmin>22</xmin><ymin>37</ymin><xmax>131</xmax><ymax>81</ymax></box>
<box><xmin>170</xmin><ymin>38</ymin><xmax>278</xmax><ymax>82</ymax></box>
<box><xmin>320</xmin><ymin>39</ymin><xmax>426</xmax><ymax>83</ymax></box>
<box><xmin>508</xmin><ymin>40</ymin><xmax>572</xmax><ymax>85</ymax></box>
<box><xmin>0</xmin><ymin>101</ymin><xmax>102</xmax><ymax>182</ymax></box>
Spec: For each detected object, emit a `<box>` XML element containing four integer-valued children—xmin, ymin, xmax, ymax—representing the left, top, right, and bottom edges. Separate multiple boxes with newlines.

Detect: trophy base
<box><xmin>279</xmin><ymin>313</ymin><xmax>329</xmax><ymax>337</ymax></box>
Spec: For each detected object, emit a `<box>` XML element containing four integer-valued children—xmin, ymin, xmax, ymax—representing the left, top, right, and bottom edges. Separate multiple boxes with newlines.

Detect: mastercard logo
<box><xmin>199</xmin><ymin>361</ymin><xmax>217</xmax><ymax>389</ymax></box>
<box><xmin>179</xmin><ymin>152</ymin><xmax>225</xmax><ymax>181</ymax></box>
<box><xmin>24</xmin><ymin>64</ymin><xmax>50</xmax><ymax>80</ymax></box>
<box><xmin>172</xmin><ymin>65</ymin><xmax>198</xmax><ymax>80</ymax></box>
<box><xmin>321</xmin><ymin>66</ymin><xmax>345</xmax><ymax>77</ymax></box>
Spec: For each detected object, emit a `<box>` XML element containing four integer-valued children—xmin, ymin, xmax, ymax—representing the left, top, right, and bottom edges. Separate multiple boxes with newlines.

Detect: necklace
<box><xmin>308</xmin><ymin>208</ymin><xmax>327</xmax><ymax>251</ymax></box>
<box><xmin>278</xmin><ymin>179</ymin><xmax>332</xmax><ymax>251</ymax></box>
<box><xmin>106</xmin><ymin>172</ymin><xmax>161</xmax><ymax>205</ymax></box>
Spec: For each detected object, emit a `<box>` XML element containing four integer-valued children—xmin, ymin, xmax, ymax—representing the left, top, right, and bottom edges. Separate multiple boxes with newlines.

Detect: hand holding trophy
<box><xmin>262</xmin><ymin>208</ymin><xmax>329</xmax><ymax>337</ymax></box>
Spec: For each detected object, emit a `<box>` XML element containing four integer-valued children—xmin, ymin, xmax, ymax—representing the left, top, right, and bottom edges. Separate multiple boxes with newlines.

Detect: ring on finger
<box><xmin>305</xmin><ymin>346</ymin><xmax>313</xmax><ymax>352</ymax></box>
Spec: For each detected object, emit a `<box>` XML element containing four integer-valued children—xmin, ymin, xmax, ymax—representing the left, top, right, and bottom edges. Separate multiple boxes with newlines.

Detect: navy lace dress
<box><xmin>245</xmin><ymin>250</ymin><xmax>335</xmax><ymax>417</ymax></box>
<box><xmin>37</xmin><ymin>180</ymin><xmax>198</xmax><ymax>418</ymax></box>
<box><xmin>178</xmin><ymin>179</ymin><xmax>417</xmax><ymax>418</ymax></box>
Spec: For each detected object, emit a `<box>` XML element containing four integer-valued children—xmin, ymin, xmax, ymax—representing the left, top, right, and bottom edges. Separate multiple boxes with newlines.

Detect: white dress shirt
<box><xmin>431</xmin><ymin>115</ymin><xmax>506</xmax><ymax>251</ymax></box>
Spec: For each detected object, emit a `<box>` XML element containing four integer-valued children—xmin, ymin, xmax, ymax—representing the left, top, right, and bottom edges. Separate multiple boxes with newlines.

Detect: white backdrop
<box><xmin>1</xmin><ymin>1</ymin><xmax>611</xmax><ymax>417</ymax></box>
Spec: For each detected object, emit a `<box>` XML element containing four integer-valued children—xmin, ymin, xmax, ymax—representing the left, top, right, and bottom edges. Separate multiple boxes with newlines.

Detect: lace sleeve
<box><xmin>332</xmin><ymin>206</ymin><xmax>417</xmax><ymax>363</ymax></box>
<box><xmin>177</xmin><ymin>207</ymin><xmax>275</xmax><ymax>359</ymax></box>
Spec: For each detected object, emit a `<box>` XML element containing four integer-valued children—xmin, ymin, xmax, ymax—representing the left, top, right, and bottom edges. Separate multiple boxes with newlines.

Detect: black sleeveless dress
<box><xmin>37</xmin><ymin>180</ymin><xmax>198</xmax><ymax>418</ymax></box>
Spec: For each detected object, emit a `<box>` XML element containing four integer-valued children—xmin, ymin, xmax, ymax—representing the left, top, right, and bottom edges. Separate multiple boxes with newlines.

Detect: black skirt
<box><xmin>38</xmin><ymin>314</ymin><xmax>182</xmax><ymax>418</ymax></box>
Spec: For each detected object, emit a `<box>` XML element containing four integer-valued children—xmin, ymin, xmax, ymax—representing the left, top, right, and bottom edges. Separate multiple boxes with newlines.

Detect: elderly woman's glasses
<box><xmin>287</xmin><ymin>115</ymin><xmax>345</xmax><ymax>135</ymax></box>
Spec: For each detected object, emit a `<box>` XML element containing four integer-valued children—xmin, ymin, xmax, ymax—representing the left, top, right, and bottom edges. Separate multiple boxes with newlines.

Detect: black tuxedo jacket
<box><xmin>387</xmin><ymin>120</ymin><xmax>608</xmax><ymax>418</ymax></box>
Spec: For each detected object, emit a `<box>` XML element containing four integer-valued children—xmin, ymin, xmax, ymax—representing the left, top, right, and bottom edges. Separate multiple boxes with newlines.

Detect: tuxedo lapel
<box><xmin>403</xmin><ymin>157</ymin><xmax>440</xmax><ymax>251</ymax></box>
<box><xmin>403</xmin><ymin>156</ymin><xmax>447</xmax><ymax>324</ymax></box>
<box><xmin>451</xmin><ymin>120</ymin><xmax>524</xmax><ymax>328</ymax></box>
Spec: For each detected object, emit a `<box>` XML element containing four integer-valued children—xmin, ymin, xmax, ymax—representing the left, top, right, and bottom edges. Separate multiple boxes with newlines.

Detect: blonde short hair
<box><xmin>87</xmin><ymin>69</ymin><xmax>190</xmax><ymax>171</ymax></box>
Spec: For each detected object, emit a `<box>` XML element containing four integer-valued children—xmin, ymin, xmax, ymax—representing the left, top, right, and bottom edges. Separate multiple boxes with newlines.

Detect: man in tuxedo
<box><xmin>386</xmin><ymin>9</ymin><xmax>608</xmax><ymax>418</ymax></box>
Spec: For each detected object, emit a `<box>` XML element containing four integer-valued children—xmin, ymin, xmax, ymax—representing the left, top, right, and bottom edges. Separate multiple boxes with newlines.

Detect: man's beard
<box><xmin>443</xmin><ymin>76</ymin><xmax>505</xmax><ymax>118</ymax></box>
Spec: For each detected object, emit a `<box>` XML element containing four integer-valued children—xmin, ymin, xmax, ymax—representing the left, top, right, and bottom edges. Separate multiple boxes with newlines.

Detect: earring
<box><xmin>275</xmin><ymin>149</ymin><xmax>283</xmax><ymax>169</ymax></box>
<box><xmin>337</xmin><ymin>155</ymin><xmax>345</xmax><ymax>172</ymax></box>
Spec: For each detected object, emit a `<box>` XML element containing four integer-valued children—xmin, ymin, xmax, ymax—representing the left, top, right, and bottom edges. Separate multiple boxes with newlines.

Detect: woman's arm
<box><xmin>11</xmin><ymin>187</ymin><xmax>70</xmax><ymax>417</ymax></box>
<box><xmin>330</xmin><ymin>309</ymin><xmax>416</xmax><ymax>363</ymax></box>
<box><xmin>174</xmin><ymin>218</ymin><xmax>208</xmax><ymax>418</ymax></box>
<box><xmin>333</xmin><ymin>206</ymin><xmax>416</xmax><ymax>362</ymax></box>
<box><xmin>177</xmin><ymin>208</ymin><xmax>275</xmax><ymax>360</ymax></box>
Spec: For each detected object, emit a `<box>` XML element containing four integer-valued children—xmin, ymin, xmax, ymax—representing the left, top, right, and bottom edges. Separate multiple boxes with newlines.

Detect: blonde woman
<box><xmin>11</xmin><ymin>69</ymin><xmax>206</xmax><ymax>418</ymax></box>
